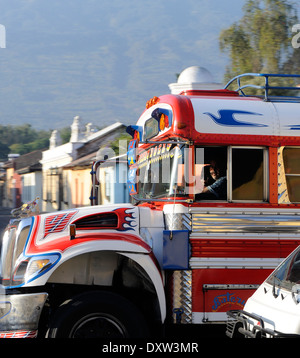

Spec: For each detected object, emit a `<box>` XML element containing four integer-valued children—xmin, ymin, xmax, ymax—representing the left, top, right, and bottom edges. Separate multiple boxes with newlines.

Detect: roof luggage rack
<box><xmin>224</xmin><ymin>73</ymin><xmax>300</xmax><ymax>102</ymax></box>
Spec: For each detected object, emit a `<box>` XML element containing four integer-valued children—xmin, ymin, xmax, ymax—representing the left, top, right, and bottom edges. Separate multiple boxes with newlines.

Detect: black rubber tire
<box><xmin>46</xmin><ymin>291</ymin><xmax>149</xmax><ymax>338</ymax></box>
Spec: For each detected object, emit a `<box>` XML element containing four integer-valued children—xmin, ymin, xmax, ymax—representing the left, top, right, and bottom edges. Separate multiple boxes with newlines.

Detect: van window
<box><xmin>283</xmin><ymin>148</ymin><xmax>300</xmax><ymax>202</ymax></box>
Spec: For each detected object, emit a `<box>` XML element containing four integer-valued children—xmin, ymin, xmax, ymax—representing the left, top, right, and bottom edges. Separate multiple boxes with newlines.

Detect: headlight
<box><xmin>0</xmin><ymin>217</ymin><xmax>61</xmax><ymax>288</ymax></box>
<box><xmin>12</xmin><ymin>254</ymin><xmax>60</xmax><ymax>286</ymax></box>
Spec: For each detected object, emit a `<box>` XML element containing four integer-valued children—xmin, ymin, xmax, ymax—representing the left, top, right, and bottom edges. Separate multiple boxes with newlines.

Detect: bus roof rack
<box><xmin>224</xmin><ymin>73</ymin><xmax>300</xmax><ymax>102</ymax></box>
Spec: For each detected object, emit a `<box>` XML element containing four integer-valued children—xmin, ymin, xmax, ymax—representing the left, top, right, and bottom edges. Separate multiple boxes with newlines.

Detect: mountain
<box><xmin>0</xmin><ymin>0</ymin><xmax>244</xmax><ymax>131</ymax></box>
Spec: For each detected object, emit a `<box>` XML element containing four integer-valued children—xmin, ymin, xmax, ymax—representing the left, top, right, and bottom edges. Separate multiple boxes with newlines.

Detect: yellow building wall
<box><xmin>4</xmin><ymin>167</ymin><xmax>14</xmax><ymax>207</ymax></box>
<box><xmin>68</xmin><ymin>168</ymin><xmax>92</xmax><ymax>208</ymax></box>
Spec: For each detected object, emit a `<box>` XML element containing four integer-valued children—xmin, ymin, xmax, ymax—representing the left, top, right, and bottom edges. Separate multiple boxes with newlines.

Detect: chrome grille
<box><xmin>0</xmin><ymin>218</ymin><xmax>31</xmax><ymax>287</ymax></box>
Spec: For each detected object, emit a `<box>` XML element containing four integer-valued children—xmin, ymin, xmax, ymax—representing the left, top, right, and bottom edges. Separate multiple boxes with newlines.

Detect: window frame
<box><xmin>228</xmin><ymin>146</ymin><xmax>269</xmax><ymax>203</ymax></box>
<box><xmin>194</xmin><ymin>145</ymin><xmax>269</xmax><ymax>203</ymax></box>
<box><xmin>282</xmin><ymin>146</ymin><xmax>300</xmax><ymax>203</ymax></box>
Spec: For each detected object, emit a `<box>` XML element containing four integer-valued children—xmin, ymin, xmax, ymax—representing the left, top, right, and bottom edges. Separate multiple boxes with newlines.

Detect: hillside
<box><xmin>0</xmin><ymin>0</ymin><xmax>243</xmax><ymax>130</ymax></box>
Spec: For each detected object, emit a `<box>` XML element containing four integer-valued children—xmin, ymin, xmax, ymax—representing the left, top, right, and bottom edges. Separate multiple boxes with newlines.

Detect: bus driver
<box><xmin>196</xmin><ymin>160</ymin><xmax>227</xmax><ymax>200</ymax></box>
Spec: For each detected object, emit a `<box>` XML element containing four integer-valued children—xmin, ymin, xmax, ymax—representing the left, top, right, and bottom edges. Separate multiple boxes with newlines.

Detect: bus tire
<box><xmin>46</xmin><ymin>290</ymin><xmax>149</xmax><ymax>338</ymax></box>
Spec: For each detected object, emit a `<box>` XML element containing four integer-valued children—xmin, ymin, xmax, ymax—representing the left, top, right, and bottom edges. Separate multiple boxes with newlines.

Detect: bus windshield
<box><xmin>136</xmin><ymin>143</ymin><xmax>188</xmax><ymax>200</ymax></box>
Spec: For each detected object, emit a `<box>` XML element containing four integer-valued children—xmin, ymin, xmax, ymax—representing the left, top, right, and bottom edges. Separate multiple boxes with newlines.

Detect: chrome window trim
<box><xmin>228</xmin><ymin>146</ymin><xmax>269</xmax><ymax>203</ymax></box>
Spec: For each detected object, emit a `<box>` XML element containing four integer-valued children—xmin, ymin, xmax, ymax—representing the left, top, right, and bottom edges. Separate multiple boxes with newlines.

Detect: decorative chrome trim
<box><xmin>164</xmin><ymin>213</ymin><xmax>191</xmax><ymax>231</ymax></box>
<box><xmin>190</xmin><ymin>257</ymin><xmax>282</xmax><ymax>269</ymax></box>
<box><xmin>190</xmin><ymin>207</ymin><xmax>300</xmax><ymax>234</ymax></box>
<box><xmin>203</xmin><ymin>284</ymin><xmax>259</xmax><ymax>290</ymax></box>
<box><xmin>172</xmin><ymin>270</ymin><xmax>192</xmax><ymax>324</ymax></box>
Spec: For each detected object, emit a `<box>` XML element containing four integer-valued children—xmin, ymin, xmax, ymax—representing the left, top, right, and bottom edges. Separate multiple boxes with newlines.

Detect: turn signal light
<box><xmin>159</xmin><ymin>113</ymin><xmax>170</xmax><ymax>131</ymax></box>
<box><xmin>146</xmin><ymin>96</ymin><xmax>160</xmax><ymax>109</ymax></box>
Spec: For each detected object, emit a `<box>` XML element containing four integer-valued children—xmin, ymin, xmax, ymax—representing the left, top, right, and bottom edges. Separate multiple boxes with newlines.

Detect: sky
<box><xmin>0</xmin><ymin>0</ymin><xmax>297</xmax><ymax>131</ymax></box>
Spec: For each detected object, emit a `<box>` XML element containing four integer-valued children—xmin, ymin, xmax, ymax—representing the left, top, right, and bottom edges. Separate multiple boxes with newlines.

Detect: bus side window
<box><xmin>283</xmin><ymin>147</ymin><xmax>300</xmax><ymax>203</ymax></box>
<box><xmin>231</xmin><ymin>148</ymin><xmax>266</xmax><ymax>201</ymax></box>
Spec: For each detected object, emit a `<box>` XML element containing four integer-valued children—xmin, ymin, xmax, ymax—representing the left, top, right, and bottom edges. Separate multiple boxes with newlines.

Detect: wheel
<box><xmin>46</xmin><ymin>291</ymin><xmax>149</xmax><ymax>338</ymax></box>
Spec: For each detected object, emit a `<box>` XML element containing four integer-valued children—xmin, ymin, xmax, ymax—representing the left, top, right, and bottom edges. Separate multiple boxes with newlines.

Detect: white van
<box><xmin>226</xmin><ymin>245</ymin><xmax>300</xmax><ymax>338</ymax></box>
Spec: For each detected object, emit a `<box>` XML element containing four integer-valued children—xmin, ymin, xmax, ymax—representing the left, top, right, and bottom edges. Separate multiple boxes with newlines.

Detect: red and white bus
<box><xmin>126</xmin><ymin>73</ymin><xmax>300</xmax><ymax>325</ymax></box>
<box><xmin>1</xmin><ymin>73</ymin><xmax>300</xmax><ymax>338</ymax></box>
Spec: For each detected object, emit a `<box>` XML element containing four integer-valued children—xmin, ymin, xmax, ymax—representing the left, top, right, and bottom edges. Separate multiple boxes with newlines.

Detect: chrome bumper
<box><xmin>226</xmin><ymin>310</ymin><xmax>300</xmax><ymax>338</ymax></box>
<box><xmin>0</xmin><ymin>291</ymin><xmax>48</xmax><ymax>338</ymax></box>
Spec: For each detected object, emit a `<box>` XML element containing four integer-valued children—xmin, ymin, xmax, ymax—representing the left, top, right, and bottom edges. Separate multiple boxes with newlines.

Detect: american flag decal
<box><xmin>44</xmin><ymin>211</ymin><xmax>77</xmax><ymax>238</ymax></box>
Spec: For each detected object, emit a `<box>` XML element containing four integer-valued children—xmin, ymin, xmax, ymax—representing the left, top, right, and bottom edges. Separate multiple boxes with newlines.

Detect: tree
<box><xmin>109</xmin><ymin>133</ymin><xmax>131</xmax><ymax>156</ymax></box>
<box><xmin>219</xmin><ymin>0</ymin><xmax>298</xmax><ymax>83</ymax></box>
<box><xmin>0</xmin><ymin>124</ymin><xmax>51</xmax><ymax>160</ymax></box>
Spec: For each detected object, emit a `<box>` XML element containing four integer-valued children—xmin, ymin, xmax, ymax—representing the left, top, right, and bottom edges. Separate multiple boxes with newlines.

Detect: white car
<box><xmin>226</xmin><ymin>245</ymin><xmax>300</xmax><ymax>338</ymax></box>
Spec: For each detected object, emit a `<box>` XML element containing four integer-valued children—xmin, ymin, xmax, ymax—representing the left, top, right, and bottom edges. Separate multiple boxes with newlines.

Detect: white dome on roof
<box><xmin>177</xmin><ymin>66</ymin><xmax>214</xmax><ymax>84</ymax></box>
<box><xmin>168</xmin><ymin>66</ymin><xmax>222</xmax><ymax>94</ymax></box>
